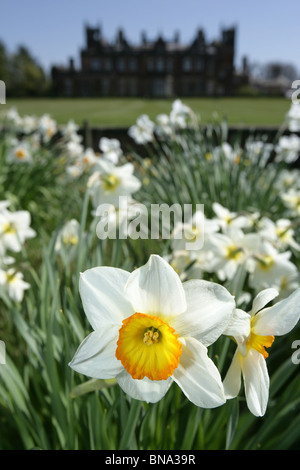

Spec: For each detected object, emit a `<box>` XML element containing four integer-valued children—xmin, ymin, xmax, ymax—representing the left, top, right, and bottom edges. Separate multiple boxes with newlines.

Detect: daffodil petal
<box><xmin>241</xmin><ymin>348</ymin><xmax>269</xmax><ymax>417</ymax></box>
<box><xmin>223</xmin><ymin>349</ymin><xmax>242</xmax><ymax>399</ymax></box>
<box><xmin>79</xmin><ymin>266</ymin><xmax>133</xmax><ymax>330</ymax></box>
<box><xmin>254</xmin><ymin>287</ymin><xmax>300</xmax><ymax>336</ymax></box>
<box><xmin>116</xmin><ymin>369</ymin><xmax>173</xmax><ymax>403</ymax></box>
<box><xmin>223</xmin><ymin>308</ymin><xmax>251</xmax><ymax>341</ymax></box>
<box><xmin>125</xmin><ymin>254</ymin><xmax>187</xmax><ymax>318</ymax></box>
<box><xmin>172</xmin><ymin>337</ymin><xmax>226</xmax><ymax>408</ymax></box>
<box><xmin>250</xmin><ymin>288</ymin><xmax>279</xmax><ymax>316</ymax></box>
<box><xmin>172</xmin><ymin>279</ymin><xmax>235</xmax><ymax>345</ymax></box>
<box><xmin>69</xmin><ymin>326</ymin><xmax>123</xmax><ymax>379</ymax></box>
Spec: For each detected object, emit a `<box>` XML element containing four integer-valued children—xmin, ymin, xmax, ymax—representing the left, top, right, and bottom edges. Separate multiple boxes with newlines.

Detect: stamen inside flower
<box><xmin>143</xmin><ymin>327</ymin><xmax>159</xmax><ymax>345</ymax></box>
<box><xmin>62</xmin><ymin>235</ymin><xmax>78</xmax><ymax>246</ymax></box>
<box><xmin>116</xmin><ymin>312</ymin><xmax>182</xmax><ymax>381</ymax></box>
<box><xmin>3</xmin><ymin>222</ymin><xmax>16</xmax><ymax>234</ymax></box>
<box><xmin>102</xmin><ymin>174</ymin><xmax>120</xmax><ymax>191</ymax></box>
<box><xmin>46</xmin><ymin>127</ymin><xmax>54</xmax><ymax>138</ymax></box>
<box><xmin>5</xmin><ymin>271</ymin><xmax>17</xmax><ymax>284</ymax></box>
<box><xmin>280</xmin><ymin>276</ymin><xmax>288</xmax><ymax>292</ymax></box>
<box><xmin>226</xmin><ymin>245</ymin><xmax>243</xmax><ymax>261</ymax></box>
<box><xmin>258</xmin><ymin>255</ymin><xmax>274</xmax><ymax>271</ymax></box>
<box><xmin>246</xmin><ymin>317</ymin><xmax>274</xmax><ymax>359</ymax></box>
<box><xmin>234</xmin><ymin>154</ymin><xmax>240</xmax><ymax>165</ymax></box>
<box><xmin>224</xmin><ymin>215</ymin><xmax>234</xmax><ymax>225</ymax></box>
<box><xmin>188</xmin><ymin>225</ymin><xmax>201</xmax><ymax>242</ymax></box>
<box><xmin>15</xmin><ymin>149</ymin><xmax>26</xmax><ymax>159</ymax></box>
<box><xmin>275</xmin><ymin>226</ymin><xmax>290</xmax><ymax>242</ymax></box>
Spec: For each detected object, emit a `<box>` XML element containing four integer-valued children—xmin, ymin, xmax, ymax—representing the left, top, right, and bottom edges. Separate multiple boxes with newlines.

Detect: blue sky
<box><xmin>1</xmin><ymin>0</ymin><xmax>300</xmax><ymax>74</ymax></box>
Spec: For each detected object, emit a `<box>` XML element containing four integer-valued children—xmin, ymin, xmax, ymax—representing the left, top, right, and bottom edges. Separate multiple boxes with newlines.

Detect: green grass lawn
<box><xmin>4</xmin><ymin>96</ymin><xmax>291</xmax><ymax>127</ymax></box>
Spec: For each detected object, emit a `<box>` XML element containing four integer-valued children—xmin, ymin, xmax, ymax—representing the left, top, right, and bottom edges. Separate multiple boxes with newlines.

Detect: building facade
<box><xmin>51</xmin><ymin>25</ymin><xmax>236</xmax><ymax>97</ymax></box>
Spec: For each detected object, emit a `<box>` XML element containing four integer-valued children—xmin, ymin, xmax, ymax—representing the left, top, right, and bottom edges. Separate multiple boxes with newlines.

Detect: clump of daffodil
<box><xmin>69</xmin><ymin>254</ymin><xmax>236</xmax><ymax>407</ymax></box>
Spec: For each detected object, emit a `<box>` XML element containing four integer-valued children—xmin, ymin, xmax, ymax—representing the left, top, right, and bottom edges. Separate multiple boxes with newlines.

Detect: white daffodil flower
<box><xmin>258</xmin><ymin>217</ymin><xmax>300</xmax><ymax>251</ymax></box>
<box><xmin>214</xmin><ymin>142</ymin><xmax>242</xmax><ymax>164</ymax></box>
<box><xmin>99</xmin><ymin>137</ymin><xmax>123</xmax><ymax>164</ymax></box>
<box><xmin>88</xmin><ymin>159</ymin><xmax>141</xmax><ymax>208</ymax></box>
<box><xmin>169</xmin><ymin>99</ymin><xmax>193</xmax><ymax>129</ymax></box>
<box><xmin>212</xmin><ymin>202</ymin><xmax>253</xmax><ymax>232</ymax></box>
<box><xmin>63</xmin><ymin>120</ymin><xmax>80</xmax><ymax>138</ymax></box>
<box><xmin>0</xmin><ymin>268</ymin><xmax>30</xmax><ymax>302</ymax></box>
<box><xmin>155</xmin><ymin>114</ymin><xmax>174</xmax><ymax>138</ymax></box>
<box><xmin>248</xmin><ymin>241</ymin><xmax>298</xmax><ymax>292</ymax></box>
<box><xmin>244</xmin><ymin>141</ymin><xmax>273</xmax><ymax>167</ymax></box>
<box><xmin>274</xmin><ymin>169</ymin><xmax>300</xmax><ymax>192</ymax></box>
<box><xmin>128</xmin><ymin>114</ymin><xmax>155</xmax><ymax>144</ymax></box>
<box><xmin>281</xmin><ymin>189</ymin><xmax>300</xmax><ymax>216</ymax></box>
<box><xmin>75</xmin><ymin>148</ymin><xmax>98</xmax><ymax>172</ymax></box>
<box><xmin>55</xmin><ymin>219</ymin><xmax>80</xmax><ymax>260</ymax></box>
<box><xmin>69</xmin><ymin>254</ymin><xmax>236</xmax><ymax>407</ymax></box>
<box><xmin>172</xmin><ymin>209</ymin><xmax>219</xmax><ymax>253</ymax></box>
<box><xmin>6</xmin><ymin>141</ymin><xmax>32</xmax><ymax>164</ymax></box>
<box><xmin>275</xmin><ymin>135</ymin><xmax>300</xmax><ymax>164</ymax></box>
<box><xmin>223</xmin><ymin>287</ymin><xmax>300</xmax><ymax>417</ymax></box>
<box><xmin>38</xmin><ymin>114</ymin><xmax>57</xmax><ymax>142</ymax></box>
<box><xmin>66</xmin><ymin>164</ymin><xmax>83</xmax><ymax>180</ymax></box>
<box><xmin>207</xmin><ymin>227</ymin><xmax>261</xmax><ymax>281</ymax></box>
<box><xmin>0</xmin><ymin>209</ymin><xmax>36</xmax><ymax>253</ymax></box>
<box><xmin>65</xmin><ymin>140</ymin><xmax>84</xmax><ymax>160</ymax></box>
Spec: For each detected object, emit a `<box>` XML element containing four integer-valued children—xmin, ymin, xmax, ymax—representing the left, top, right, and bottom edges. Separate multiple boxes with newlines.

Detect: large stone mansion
<box><xmin>51</xmin><ymin>24</ymin><xmax>241</xmax><ymax>97</ymax></box>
